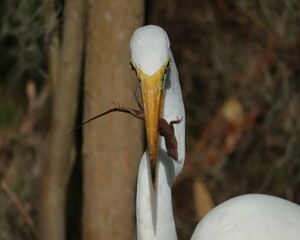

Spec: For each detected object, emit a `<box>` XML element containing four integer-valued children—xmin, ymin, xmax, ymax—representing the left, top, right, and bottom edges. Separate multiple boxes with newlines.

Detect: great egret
<box><xmin>130</xmin><ymin>25</ymin><xmax>300</xmax><ymax>239</ymax></box>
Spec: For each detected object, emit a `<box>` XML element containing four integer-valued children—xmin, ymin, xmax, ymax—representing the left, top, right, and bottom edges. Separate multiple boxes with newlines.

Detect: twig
<box><xmin>213</xmin><ymin>0</ymin><xmax>281</xmax><ymax>42</ymax></box>
<box><xmin>0</xmin><ymin>180</ymin><xmax>38</xmax><ymax>238</ymax></box>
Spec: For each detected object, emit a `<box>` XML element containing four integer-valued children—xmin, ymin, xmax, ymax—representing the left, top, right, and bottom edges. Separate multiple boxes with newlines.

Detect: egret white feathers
<box><xmin>131</xmin><ymin>25</ymin><xmax>300</xmax><ymax>240</ymax></box>
<box><xmin>130</xmin><ymin>25</ymin><xmax>170</xmax><ymax>76</ymax></box>
<box><xmin>191</xmin><ymin>194</ymin><xmax>300</xmax><ymax>240</ymax></box>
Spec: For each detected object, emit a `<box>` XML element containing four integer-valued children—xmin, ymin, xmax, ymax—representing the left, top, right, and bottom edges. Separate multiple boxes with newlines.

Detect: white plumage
<box><xmin>131</xmin><ymin>25</ymin><xmax>170</xmax><ymax>76</ymax></box>
<box><xmin>191</xmin><ymin>194</ymin><xmax>300</xmax><ymax>240</ymax></box>
<box><xmin>130</xmin><ymin>25</ymin><xmax>300</xmax><ymax>240</ymax></box>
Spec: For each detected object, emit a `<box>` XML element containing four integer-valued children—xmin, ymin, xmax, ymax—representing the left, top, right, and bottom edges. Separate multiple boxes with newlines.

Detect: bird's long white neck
<box><xmin>136</xmin><ymin>51</ymin><xmax>185</xmax><ymax>240</ymax></box>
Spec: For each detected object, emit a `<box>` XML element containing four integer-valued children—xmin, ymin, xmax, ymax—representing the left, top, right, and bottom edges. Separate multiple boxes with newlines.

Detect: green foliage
<box><xmin>0</xmin><ymin>0</ymin><xmax>47</xmax><ymax>130</ymax></box>
<box><xmin>0</xmin><ymin>0</ymin><xmax>46</xmax><ymax>83</ymax></box>
<box><xmin>0</xmin><ymin>96</ymin><xmax>21</xmax><ymax>130</ymax></box>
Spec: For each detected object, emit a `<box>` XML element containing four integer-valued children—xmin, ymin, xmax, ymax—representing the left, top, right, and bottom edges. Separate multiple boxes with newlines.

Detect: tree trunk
<box><xmin>43</xmin><ymin>0</ymin><xmax>60</xmax><ymax>93</ymax></box>
<box><xmin>39</xmin><ymin>1</ymin><xmax>85</xmax><ymax>240</ymax></box>
<box><xmin>83</xmin><ymin>1</ymin><xmax>144</xmax><ymax>239</ymax></box>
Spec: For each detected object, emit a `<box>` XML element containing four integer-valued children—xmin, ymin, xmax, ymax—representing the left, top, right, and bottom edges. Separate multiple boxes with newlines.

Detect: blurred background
<box><xmin>0</xmin><ymin>0</ymin><xmax>299</xmax><ymax>239</ymax></box>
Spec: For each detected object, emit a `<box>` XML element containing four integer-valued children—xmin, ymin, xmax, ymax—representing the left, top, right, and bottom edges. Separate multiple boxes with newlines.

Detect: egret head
<box><xmin>130</xmin><ymin>25</ymin><xmax>170</xmax><ymax>190</ymax></box>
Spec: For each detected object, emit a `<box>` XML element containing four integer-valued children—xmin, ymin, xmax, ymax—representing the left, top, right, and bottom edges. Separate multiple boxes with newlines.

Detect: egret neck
<box><xmin>130</xmin><ymin>25</ymin><xmax>185</xmax><ymax>239</ymax></box>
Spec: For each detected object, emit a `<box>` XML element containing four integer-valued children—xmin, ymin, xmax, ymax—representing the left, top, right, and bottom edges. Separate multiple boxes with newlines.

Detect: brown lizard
<box><xmin>72</xmin><ymin>88</ymin><xmax>182</xmax><ymax>161</ymax></box>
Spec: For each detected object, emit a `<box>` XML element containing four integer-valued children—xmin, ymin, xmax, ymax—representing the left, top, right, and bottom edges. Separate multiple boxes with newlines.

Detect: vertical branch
<box><xmin>43</xmin><ymin>0</ymin><xmax>60</xmax><ymax>93</ymax></box>
<box><xmin>83</xmin><ymin>0</ymin><xmax>144</xmax><ymax>239</ymax></box>
<box><xmin>39</xmin><ymin>0</ymin><xmax>85</xmax><ymax>240</ymax></box>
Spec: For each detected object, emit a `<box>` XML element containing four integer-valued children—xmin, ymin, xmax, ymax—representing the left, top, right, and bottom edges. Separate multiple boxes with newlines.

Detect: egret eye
<box><xmin>130</xmin><ymin>61</ymin><xmax>137</xmax><ymax>75</ymax></box>
<box><xmin>165</xmin><ymin>60</ymin><xmax>171</xmax><ymax>70</ymax></box>
<box><xmin>162</xmin><ymin>60</ymin><xmax>170</xmax><ymax>84</ymax></box>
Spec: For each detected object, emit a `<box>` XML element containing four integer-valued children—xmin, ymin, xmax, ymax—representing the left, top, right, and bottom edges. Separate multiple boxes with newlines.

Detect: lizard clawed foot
<box><xmin>112</xmin><ymin>101</ymin><xmax>123</xmax><ymax>108</ymax></box>
<box><xmin>170</xmin><ymin>116</ymin><xmax>183</xmax><ymax>126</ymax></box>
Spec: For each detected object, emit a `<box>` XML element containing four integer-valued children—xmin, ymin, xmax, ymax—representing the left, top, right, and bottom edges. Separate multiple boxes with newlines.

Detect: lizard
<box><xmin>71</xmin><ymin>88</ymin><xmax>182</xmax><ymax>161</ymax></box>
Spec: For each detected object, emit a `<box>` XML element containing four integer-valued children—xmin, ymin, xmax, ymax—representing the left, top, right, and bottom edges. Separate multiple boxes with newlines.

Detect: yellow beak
<box><xmin>136</xmin><ymin>66</ymin><xmax>166</xmax><ymax>190</ymax></box>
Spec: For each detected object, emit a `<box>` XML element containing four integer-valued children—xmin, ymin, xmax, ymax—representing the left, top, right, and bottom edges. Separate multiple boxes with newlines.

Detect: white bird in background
<box><xmin>130</xmin><ymin>25</ymin><xmax>300</xmax><ymax>240</ymax></box>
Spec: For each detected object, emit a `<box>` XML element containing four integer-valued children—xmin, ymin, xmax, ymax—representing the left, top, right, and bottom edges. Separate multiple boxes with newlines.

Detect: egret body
<box><xmin>130</xmin><ymin>25</ymin><xmax>300</xmax><ymax>240</ymax></box>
